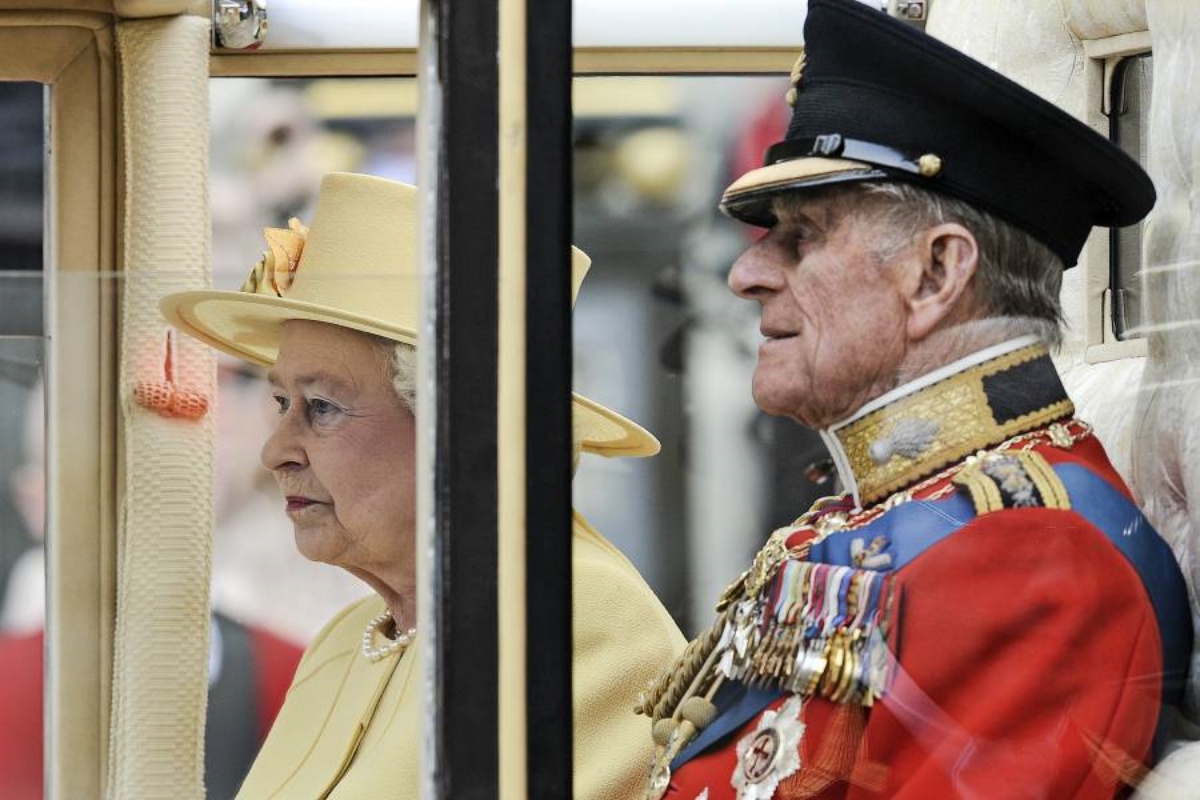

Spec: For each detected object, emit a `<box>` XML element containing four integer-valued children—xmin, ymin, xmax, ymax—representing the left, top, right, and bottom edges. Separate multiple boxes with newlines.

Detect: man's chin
<box><xmin>750</xmin><ymin>383</ymin><xmax>798</xmax><ymax>422</ymax></box>
<box><xmin>751</xmin><ymin>384</ymin><xmax>827</xmax><ymax>430</ymax></box>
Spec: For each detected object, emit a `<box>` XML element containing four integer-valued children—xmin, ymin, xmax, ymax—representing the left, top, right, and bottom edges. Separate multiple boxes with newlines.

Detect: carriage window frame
<box><xmin>1107</xmin><ymin>51</ymin><xmax>1152</xmax><ymax>343</ymax></box>
<box><xmin>1081</xmin><ymin>31</ymin><xmax>1152</xmax><ymax>364</ymax></box>
<box><xmin>207</xmin><ymin>37</ymin><xmax>798</xmax><ymax>790</ymax></box>
<box><xmin>209</xmin><ymin>47</ymin><xmax>796</xmax><ymax>78</ymax></box>
<box><xmin>0</xmin><ymin>12</ymin><xmax>120</xmax><ymax>800</ymax></box>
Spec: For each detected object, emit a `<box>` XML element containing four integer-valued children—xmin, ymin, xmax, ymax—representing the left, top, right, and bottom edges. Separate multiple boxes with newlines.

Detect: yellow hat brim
<box><xmin>572</xmin><ymin>391</ymin><xmax>660</xmax><ymax>458</ymax></box>
<box><xmin>160</xmin><ymin>288</ymin><xmax>419</xmax><ymax>367</ymax></box>
<box><xmin>160</xmin><ymin>289</ymin><xmax>659</xmax><ymax>458</ymax></box>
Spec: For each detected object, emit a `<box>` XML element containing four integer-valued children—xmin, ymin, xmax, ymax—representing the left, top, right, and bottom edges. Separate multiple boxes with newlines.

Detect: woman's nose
<box><xmin>260</xmin><ymin>410</ymin><xmax>306</xmax><ymax>472</ymax></box>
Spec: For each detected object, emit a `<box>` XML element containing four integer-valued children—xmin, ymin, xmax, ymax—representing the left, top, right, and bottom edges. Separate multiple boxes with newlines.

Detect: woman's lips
<box><xmin>285</xmin><ymin>496</ymin><xmax>321</xmax><ymax>513</ymax></box>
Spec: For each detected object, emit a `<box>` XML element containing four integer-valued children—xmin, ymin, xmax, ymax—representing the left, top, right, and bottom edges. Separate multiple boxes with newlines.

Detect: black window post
<box><xmin>525</xmin><ymin>0</ymin><xmax>574</xmax><ymax>794</ymax></box>
<box><xmin>422</xmin><ymin>0</ymin><xmax>574</xmax><ymax>795</ymax></box>
<box><xmin>427</xmin><ymin>0</ymin><xmax>500</xmax><ymax>796</ymax></box>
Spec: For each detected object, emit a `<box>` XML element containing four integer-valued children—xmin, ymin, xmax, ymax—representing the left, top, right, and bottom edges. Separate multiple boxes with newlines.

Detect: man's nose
<box><xmin>728</xmin><ymin>236</ymin><xmax>783</xmax><ymax>300</ymax></box>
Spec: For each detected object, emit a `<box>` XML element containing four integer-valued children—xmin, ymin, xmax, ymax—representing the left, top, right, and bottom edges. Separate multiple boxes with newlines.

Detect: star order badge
<box><xmin>732</xmin><ymin>695</ymin><xmax>806</xmax><ymax>799</ymax></box>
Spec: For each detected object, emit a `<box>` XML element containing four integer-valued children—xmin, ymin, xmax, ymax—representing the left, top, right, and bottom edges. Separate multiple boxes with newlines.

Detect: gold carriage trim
<box><xmin>829</xmin><ymin>343</ymin><xmax>1073</xmax><ymax>506</ymax></box>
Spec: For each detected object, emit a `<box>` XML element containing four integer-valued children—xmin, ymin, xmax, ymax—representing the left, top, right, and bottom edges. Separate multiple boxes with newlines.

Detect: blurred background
<box><xmin>203</xmin><ymin>75</ymin><xmax>834</xmax><ymax>641</ymax></box>
<box><xmin>0</xmin><ymin>75</ymin><xmax>837</xmax><ymax>797</ymax></box>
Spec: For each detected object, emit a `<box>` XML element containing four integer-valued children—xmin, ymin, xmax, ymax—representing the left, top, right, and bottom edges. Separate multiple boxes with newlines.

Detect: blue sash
<box><xmin>672</xmin><ymin>462</ymin><xmax>1191</xmax><ymax>771</ymax></box>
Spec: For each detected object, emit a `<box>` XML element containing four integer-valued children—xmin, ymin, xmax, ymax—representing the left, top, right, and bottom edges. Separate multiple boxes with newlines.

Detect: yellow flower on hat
<box><xmin>240</xmin><ymin>217</ymin><xmax>310</xmax><ymax>297</ymax></box>
<box><xmin>162</xmin><ymin>172</ymin><xmax>661</xmax><ymax>456</ymax></box>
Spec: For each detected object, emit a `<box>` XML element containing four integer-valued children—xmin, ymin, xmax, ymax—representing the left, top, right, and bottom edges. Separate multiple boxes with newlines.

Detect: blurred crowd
<box><xmin>0</xmin><ymin>74</ymin><xmax>839</xmax><ymax>797</ymax></box>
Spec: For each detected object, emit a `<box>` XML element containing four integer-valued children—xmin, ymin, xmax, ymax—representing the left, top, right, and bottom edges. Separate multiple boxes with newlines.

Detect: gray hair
<box><xmin>860</xmin><ymin>181</ymin><xmax>1065</xmax><ymax>346</ymax></box>
<box><xmin>775</xmin><ymin>182</ymin><xmax>1065</xmax><ymax>347</ymax></box>
<box><xmin>390</xmin><ymin>343</ymin><xmax>417</xmax><ymax>413</ymax></box>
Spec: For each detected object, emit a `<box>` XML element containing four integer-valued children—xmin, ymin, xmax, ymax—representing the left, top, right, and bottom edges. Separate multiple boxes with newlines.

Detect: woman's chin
<box><xmin>291</xmin><ymin>526</ymin><xmax>340</xmax><ymax>565</ymax></box>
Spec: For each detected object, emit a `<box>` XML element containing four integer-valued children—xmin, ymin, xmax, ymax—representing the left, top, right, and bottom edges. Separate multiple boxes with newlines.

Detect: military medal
<box><xmin>732</xmin><ymin>695</ymin><xmax>805</xmax><ymax>799</ymax></box>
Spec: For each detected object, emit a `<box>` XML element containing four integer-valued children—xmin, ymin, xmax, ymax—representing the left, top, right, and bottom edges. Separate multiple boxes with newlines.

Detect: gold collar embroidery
<box><xmin>820</xmin><ymin>337</ymin><xmax>1073</xmax><ymax>507</ymax></box>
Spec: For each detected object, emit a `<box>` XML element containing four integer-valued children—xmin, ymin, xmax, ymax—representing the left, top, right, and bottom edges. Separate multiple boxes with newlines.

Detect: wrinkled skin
<box><xmin>728</xmin><ymin>195</ymin><xmax>915</xmax><ymax>428</ymax></box>
<box><xmin>262</xmin><ymin>320</ymin><xmax>417</xmax><ymax>627</ymax></box>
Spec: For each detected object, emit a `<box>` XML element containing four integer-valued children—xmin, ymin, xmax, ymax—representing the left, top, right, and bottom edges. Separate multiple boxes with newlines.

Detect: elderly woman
<box><xmin>162</xmin><ymin>173</ymin><xmax>684</xmax><ymax>798</ymax></box>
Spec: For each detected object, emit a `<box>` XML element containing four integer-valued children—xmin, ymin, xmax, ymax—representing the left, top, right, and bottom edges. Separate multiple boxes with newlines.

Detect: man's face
<box><xmin>727</xmin><ymin>191</ymin><xmax>913</xmax><ymax>428</ymax></box>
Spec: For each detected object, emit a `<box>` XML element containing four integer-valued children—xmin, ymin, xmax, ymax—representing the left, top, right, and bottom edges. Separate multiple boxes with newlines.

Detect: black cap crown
<box><xmin>721</xmin><ymin>0</ymin><xmax>1156</xmax><ymax>267</ymax></box>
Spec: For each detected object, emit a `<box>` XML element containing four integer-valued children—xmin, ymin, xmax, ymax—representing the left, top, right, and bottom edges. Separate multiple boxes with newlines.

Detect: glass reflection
<box><xmin>208</xmin><ymin>77</ymin><xmax>396</xmax><ymax>794</ymax></box>
<box><xmin>0</xmin><ymin>357</ymin><xmax>43</xmax><ymax>800</ymax></box>
<box><xmin>571</xmin><ymin>76</ymin><xmax>832</xmax><ymax>634</ymax></box>
<box><xmin>0</xmin><ymin>80</ymin><xmax>44</xmax><ymax>800</ymax></box>
<box><xmin>208</xmin><ymin>75</ymin><xmax>838</xmax><ymax>651</ymax></box>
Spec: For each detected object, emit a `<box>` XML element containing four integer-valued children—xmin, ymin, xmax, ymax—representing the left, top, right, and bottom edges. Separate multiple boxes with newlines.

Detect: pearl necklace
<box><xmin>361</xmin><ymin>609</ymin><xmax>417</xmax><ymax>663</ymax></box>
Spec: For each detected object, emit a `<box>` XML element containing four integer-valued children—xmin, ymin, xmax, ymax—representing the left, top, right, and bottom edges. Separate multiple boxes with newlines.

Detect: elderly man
<box><xmin>639</xmin><ymin>2</ymin><xmax>1192</xmax><ymax>798</ymax></box>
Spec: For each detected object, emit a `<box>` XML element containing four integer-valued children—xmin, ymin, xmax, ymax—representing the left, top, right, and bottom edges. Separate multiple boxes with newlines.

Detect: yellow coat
<box><xmin>236</xmin><ymin>511</ymin><xmax>684</xmax><ymax>799</ymax></box>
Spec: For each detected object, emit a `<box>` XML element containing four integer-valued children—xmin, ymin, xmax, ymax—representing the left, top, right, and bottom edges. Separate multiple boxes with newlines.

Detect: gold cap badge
<box><xmin>786</xmin><ymin>50</ymin><xmax>807</xmax><ymax>107</ymax></box>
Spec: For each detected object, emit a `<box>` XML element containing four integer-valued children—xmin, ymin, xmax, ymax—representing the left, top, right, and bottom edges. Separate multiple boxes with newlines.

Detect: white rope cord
<box><xmin>108</xmin><ymin>15</ymin><xmax>214</xmax><ymax>800</ymax></box>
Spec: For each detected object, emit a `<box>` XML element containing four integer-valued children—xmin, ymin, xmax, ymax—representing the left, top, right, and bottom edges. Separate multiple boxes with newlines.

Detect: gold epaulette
<box><xmin>951</xmin><ymin>449</ymin><xmax>1071</xmax><ymax>515</ymax></box>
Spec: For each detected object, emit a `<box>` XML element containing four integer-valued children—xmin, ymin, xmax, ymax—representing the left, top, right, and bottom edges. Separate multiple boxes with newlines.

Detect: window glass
<box><xmin>571</xmin><ymin>76</ymin><xmax>832</xmax><ymax>634</ymax></box>
<box><xmin>209</xmin><ymin>75</ymin><xmax>836</xmax><ymax>664</ymax></box>
<box><xmin>208</xmin><ymin>76</ymin><xmax>407</xmax><ymax>794</ymax></box>
<box><xmin>0</xmin><ymin>80</ymin><xmax>46</xmax><ymax>800</ymax></box>
<box><xmin>1109</xmin><ymin>53</ymin><xmax>1152</xmax><ymax>340</ymax></box>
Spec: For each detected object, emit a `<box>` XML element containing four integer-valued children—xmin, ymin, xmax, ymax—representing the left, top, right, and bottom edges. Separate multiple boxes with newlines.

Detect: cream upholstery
<box><xmin>1129</xmin><ymin>2</ymin><xmax>1200</xmax><ymax>795</ymax></box>
<box><xmin>929</xmin><ymin>1</ymin><xmax>1200</xmax><ymax>794</ymax></box>
<box><xmin>928</xmin><ymin>0</ymin><xmax>1087</xmax><ymax>116</ymax></box>
<box><xmin>1061</xmin><ymin>0</ymin><xmax>1148</xmax><ymax>41</ymax></box>
<box><xmin>0</xmin><ymin>0</ymin><xmax>202</xmax><ymax>13</ymax></box>
<box><xmin>106</xmin><ymin>14</ymin><xmax>214</xmax><ymax>800</ymax></box>
<box><xmin>926</xmin><ymin>0</ymin><xmax>1145</xmax><ymax>474</ymax></box>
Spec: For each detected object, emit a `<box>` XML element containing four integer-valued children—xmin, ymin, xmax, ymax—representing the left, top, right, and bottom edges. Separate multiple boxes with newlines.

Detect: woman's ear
<box><xmin>904</xmin><ymin>222</ymin><xmax>979</xmax><ymax>341</ymax></box>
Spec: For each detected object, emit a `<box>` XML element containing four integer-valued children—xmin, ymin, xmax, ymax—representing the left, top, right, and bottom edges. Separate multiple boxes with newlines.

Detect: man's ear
<box><xmin>904</xmin><ymin>223</ymin><xmax>978</xmax><ymax>341</ymax></box>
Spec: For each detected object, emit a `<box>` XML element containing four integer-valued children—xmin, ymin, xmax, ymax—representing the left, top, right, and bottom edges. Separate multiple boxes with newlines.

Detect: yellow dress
<box><xmin>236</xmin><ymin>511</ymin><xmax>685</xmax><ymax>799</ymax></box>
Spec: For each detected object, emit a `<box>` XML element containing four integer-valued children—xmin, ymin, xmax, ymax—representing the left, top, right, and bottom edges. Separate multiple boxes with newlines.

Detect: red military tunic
<box><xmin>642</xmin><ymin>341</ymin><xmax>1190</xmax><ymax>800</ymax></box>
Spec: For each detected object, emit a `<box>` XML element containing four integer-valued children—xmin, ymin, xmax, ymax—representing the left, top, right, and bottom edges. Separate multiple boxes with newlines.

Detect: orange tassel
<box><xmin>133</xmin><ymin>332</ymin><xmax>209</xmax><ymax>420</ymax></box>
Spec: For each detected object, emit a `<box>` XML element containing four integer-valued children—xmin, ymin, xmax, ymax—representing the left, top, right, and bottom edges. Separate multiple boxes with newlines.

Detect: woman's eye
<box><xmin>307</xmin><ymin>398</ymin><xmax>339</xmax><ymax>419</ymax></box>
<box><xmin>273</xmin><ymin>394</ymin><xmax>290</xmax><ymax>415</ymax></box>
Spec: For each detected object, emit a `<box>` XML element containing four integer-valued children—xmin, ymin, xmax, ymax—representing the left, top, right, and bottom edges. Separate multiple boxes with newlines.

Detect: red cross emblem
<box><xmin>742</xmin><ymin>728</ymin><xmax>781</xmax><ymax>784</ymax></box>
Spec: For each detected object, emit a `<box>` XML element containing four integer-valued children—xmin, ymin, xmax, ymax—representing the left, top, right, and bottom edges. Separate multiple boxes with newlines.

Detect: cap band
<box><xmin>764</xmin><ymin>135</ymin><xmax>931</xmax><ymax>179</ymax></box>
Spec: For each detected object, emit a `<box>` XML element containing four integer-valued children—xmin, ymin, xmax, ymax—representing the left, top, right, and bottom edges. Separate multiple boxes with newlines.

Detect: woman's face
<box><xmin>261</xmin><ymin>320</ymin><xmax>416</xmax><ymax>587</ymax></box>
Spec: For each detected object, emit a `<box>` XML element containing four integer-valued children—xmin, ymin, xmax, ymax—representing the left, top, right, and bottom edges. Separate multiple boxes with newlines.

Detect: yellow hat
<box><xmin>161</xmin><ymin>172</ymin><xmax>658</xmax><ymax>457</ymax></box>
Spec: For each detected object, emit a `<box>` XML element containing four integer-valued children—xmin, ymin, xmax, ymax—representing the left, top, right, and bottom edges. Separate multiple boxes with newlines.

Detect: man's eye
<box><xmin>792</xmin><ymin>227</ymin><xmax>817</xmax><ymax>251</ymax></box>
<box><xmin>770</xmin><ymin>224</ymin><xmax>806</xmax><ymax>251</ymax></box>
<box><xmin>273</xmin><ymin>394</ymin><xmax>290</xmax><ymax>415</ymax></box>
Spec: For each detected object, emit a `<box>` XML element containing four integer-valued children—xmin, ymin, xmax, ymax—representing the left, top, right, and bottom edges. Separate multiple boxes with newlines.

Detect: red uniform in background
<box><xmin>0</xmin><ymin>615</ymin><xmax>303</xmax><ymax>800</ymax></box>
<box><xmin>0</xmin><ymin>630</ymin><xmax>42</xmax><ymax>799</ymax></box>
